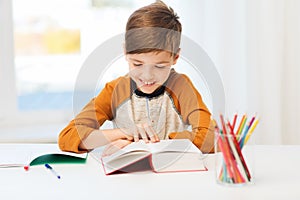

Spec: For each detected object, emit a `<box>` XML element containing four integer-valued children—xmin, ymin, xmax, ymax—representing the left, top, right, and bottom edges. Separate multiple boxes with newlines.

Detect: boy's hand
<box><xmin>119</xmin><ymin>123</ymin><xmax>160</xmax><ymax>143</ymax></box>
<box><xmin>102</xmin><ymin>139</ymin><xmax>132</xmax><ymax>157</ymax></box>
<box><xmin>128</xmin><ymin>123</ymin><xmax>160</xmax><ymax>143</ymax></box>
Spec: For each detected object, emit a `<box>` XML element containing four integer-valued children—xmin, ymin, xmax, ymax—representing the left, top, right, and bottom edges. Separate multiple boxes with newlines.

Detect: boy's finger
<box><xmin>154</xmin><ymin>134</ymin><xmax>160</xmax><ymax>142</ymax></box>
<box><xmin>147</xmin><ymin>124</ymin><xmax>160</xmax><ymax>142</ymax></box>
<box><xmin>137</xmin><ymin>125</ymin><xmax>149</xmax><ymax>143</ymax></box>
<box><xmin>127</xmin><ymin>135</ymin><xmax>134</xmax><ymax>141</ymax></box>
<box><xmin>143</xmin><ymin>123</ymin><xmax>157</xmax><ymax>143</ymax></box>
<box><xmin>133</xmin><ymin>131</ymin><xmax>139</xmax><ymax>142</ymax></box>
<box><xmin>131</xmin><ymin>126</ymin><xmax>139</xmax><ymax>142</ymax></box>
<box><xmin>102</xmin><ymin>144</ymin><xmax>114</xmax><ymax>157</ymax></box>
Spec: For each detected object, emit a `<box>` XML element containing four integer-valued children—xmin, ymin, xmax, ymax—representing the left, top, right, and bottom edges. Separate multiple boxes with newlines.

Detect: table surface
<box><xmin>0</xmin><ymin>144</ymin><xmax>299</xmax><ymax>200</ymax></box>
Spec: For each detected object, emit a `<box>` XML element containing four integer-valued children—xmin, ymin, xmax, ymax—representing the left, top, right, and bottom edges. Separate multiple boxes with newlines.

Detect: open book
<box><xmin>91</xmin><ymin>139</ymin><xmax>207</xmax><ymax>175</ymax></box>
<box><xmin>0</xmin><ymin>144</ymin><xmax>87</xmax><ymax>168</ymax></box>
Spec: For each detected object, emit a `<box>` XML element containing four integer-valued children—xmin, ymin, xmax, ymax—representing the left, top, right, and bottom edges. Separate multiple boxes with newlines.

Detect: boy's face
<box><xmin>126</xmin><ymin>51</ymin><xmax>179</xmax><ymax>94</ymax></box>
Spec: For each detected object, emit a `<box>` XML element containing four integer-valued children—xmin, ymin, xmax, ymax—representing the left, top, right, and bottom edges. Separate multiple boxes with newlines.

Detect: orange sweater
<box><xmin>58</xmin><ymin>69</ymin><xmax>214</xmax><ymax>153</ymax></box>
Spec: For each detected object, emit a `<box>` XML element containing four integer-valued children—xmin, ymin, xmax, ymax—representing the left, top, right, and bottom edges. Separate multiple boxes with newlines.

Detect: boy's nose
<box><xmin>142</xmin><ymin>65</ymin><xmax>154</xmax><ymax>80</ymax></box>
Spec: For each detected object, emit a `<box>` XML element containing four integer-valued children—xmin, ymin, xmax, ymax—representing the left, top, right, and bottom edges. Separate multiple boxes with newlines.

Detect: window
<box><xmin>0</xmin><ymin>0</ymin><xmax>151</xmax><ymax>127</ymax></box>
<box><xmin>12</xmin><ymin>0</ymin><xmax>145</xmax><ymax>112</ymax></box>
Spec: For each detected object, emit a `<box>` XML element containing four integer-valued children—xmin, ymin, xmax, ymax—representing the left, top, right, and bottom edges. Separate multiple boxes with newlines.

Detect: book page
<box><xmin>151</xmin><ymin>151</ymin><xmax>206</xmax><ymax>172</ymax></box>
<box><xmin>100</xmin><ymin>141</ymin><xmax>150</xmax><ymax>164</ymax></box>
<box><xmin>100</xmin><ymin>139</ymin><xmax>201</xmax><ymax>163</ymax></box>
<box><xmin>148</xmin><ymin>140</ymin><xmax>206</xmax><ymax>172</ymax></box>
<box><xmin>147</xmin><ymin>139</ymin><xmax>202</xmax><ymax>154</ymax></box>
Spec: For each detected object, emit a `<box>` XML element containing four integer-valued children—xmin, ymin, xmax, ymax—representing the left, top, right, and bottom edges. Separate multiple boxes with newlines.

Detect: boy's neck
<box><xmin>131</xmin><ymin>80</ymin><xmax>165</xmax><ymax>99</ymax></box>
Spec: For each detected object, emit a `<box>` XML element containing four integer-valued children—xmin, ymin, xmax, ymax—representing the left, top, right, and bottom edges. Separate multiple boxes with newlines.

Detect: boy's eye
<box><xmin>155</xmin><ymin>65</ymin><xmax>166</xmax><ymax>68</ymax></box>
<box><xmin>133</xmin><ymin>63</ymin><xmax>142</xmax><ymax>67</ymax></box>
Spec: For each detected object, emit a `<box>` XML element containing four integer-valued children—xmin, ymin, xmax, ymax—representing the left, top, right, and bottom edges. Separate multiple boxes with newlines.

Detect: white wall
<box><xmin>169</xmin><ymin>0</ymin><xmax>300</xmax><ymax>145</ymax></box>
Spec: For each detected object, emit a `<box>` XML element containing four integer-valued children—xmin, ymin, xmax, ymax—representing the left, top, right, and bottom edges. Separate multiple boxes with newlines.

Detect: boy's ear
<box><xmin>172</xmin><ymin>48</ymin><xmax>181</xmax><ymax>65</ymax></box>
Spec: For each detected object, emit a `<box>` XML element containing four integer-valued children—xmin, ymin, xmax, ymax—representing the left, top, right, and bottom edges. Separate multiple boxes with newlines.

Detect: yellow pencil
<box><xmin>244</xmin><ymin>118</ymin><xmax>259</xmax><ymax>144</ymax></box>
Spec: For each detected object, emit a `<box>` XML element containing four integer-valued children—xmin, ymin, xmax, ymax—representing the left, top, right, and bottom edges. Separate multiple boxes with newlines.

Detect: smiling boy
<box><xmin>58</xmin><ymin>1</ymin><xmax>214</xmax><ymax>155</ymax></box>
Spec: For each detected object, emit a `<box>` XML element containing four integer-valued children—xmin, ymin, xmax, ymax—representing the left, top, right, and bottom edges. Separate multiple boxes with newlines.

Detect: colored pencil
<box><xmin>244</xmin><ymin>118</ymin><xmax>259</xmax><ymax>144</ymax></box>
<box><xmin>227</xmin><ymin>123</ymin><xmax>251</xmax><ymax>181</ymax></box>
<box><xmin>217</xmin><ymin>132</ymin><xmax>235</xmax><ymax>183</ymax></box>
<box><xmin>231</xmin><ymin>113</ymin><xmax>238</xmax><ymax>131</ymax></box>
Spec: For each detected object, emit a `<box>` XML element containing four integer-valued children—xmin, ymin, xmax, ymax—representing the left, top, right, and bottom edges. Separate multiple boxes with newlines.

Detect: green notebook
<box><xmin>30</xmin><ymin>153</ymin><xmax>88</xmax><ymax>166</ymax></box>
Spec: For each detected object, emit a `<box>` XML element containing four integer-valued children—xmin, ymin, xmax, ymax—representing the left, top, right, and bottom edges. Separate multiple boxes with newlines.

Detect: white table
<box><xmin>0</xmin><ymin>144</ymin><xmax>299</xmax><ymax>200</ymax></box>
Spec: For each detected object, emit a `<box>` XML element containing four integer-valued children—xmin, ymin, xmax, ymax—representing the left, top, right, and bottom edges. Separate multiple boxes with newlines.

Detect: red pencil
<box><xmin>217</xmin><ymin>133</ymin><xmax>235</xmax><ymax>183</ymax></box>
<box><xmin>232</xmin><ymin>113</ymin><xmax>238</xmax><ymax>131</ymax></box>
<box><xmin>220</xmin><ymin>115</ymin><xmax>241</xmax><ymax>182</ymax></box>
<box><xmin>227</xmin><ymin>123</ymin><xmax>251</xmax><ymax>181</ymax></box>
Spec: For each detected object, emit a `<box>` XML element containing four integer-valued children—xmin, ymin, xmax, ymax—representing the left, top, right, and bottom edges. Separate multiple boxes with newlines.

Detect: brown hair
<box><xmin>125</xmin><ymin>0</ymin><xmax>182</xmax><ymax>55</ymax></box>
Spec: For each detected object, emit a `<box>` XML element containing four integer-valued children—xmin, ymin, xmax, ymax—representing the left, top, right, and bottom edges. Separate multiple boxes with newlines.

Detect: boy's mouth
<box><xmin>140</xmin><ymin>80</ymin><xmax>155</xmax><ymax>87</ymax></box>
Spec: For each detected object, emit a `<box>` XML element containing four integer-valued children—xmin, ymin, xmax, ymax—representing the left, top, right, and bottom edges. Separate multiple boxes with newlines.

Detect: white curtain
<box><xmin>168</xmin><ymin>0</ymin><xmax>300</xmax><ymax>144</ymax></box>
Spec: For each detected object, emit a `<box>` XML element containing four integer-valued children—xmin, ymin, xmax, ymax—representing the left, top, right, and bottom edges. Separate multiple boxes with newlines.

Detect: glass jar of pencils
<box><xmin>214</xmin><ymin>130</ymin><xmax>255</xmax><ymax>186</ymax></box>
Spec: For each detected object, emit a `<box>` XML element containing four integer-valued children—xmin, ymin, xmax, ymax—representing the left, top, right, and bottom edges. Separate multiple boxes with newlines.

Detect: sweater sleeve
<box><xmin>58</xmin><ymin>82</ymin><xmax>115</xmax><ymax>153</ymax></box>
<box><xmin>167</xmin><ymin>73</ymin><xmax>215</xmax><ymax>153</ymax></box>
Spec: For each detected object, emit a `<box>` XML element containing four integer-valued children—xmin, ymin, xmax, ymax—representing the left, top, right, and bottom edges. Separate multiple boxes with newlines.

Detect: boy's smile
<box><xmin>126</xmin><ymin>51</ymin><xmax>179</xmax><ymax>94</ymax></box>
